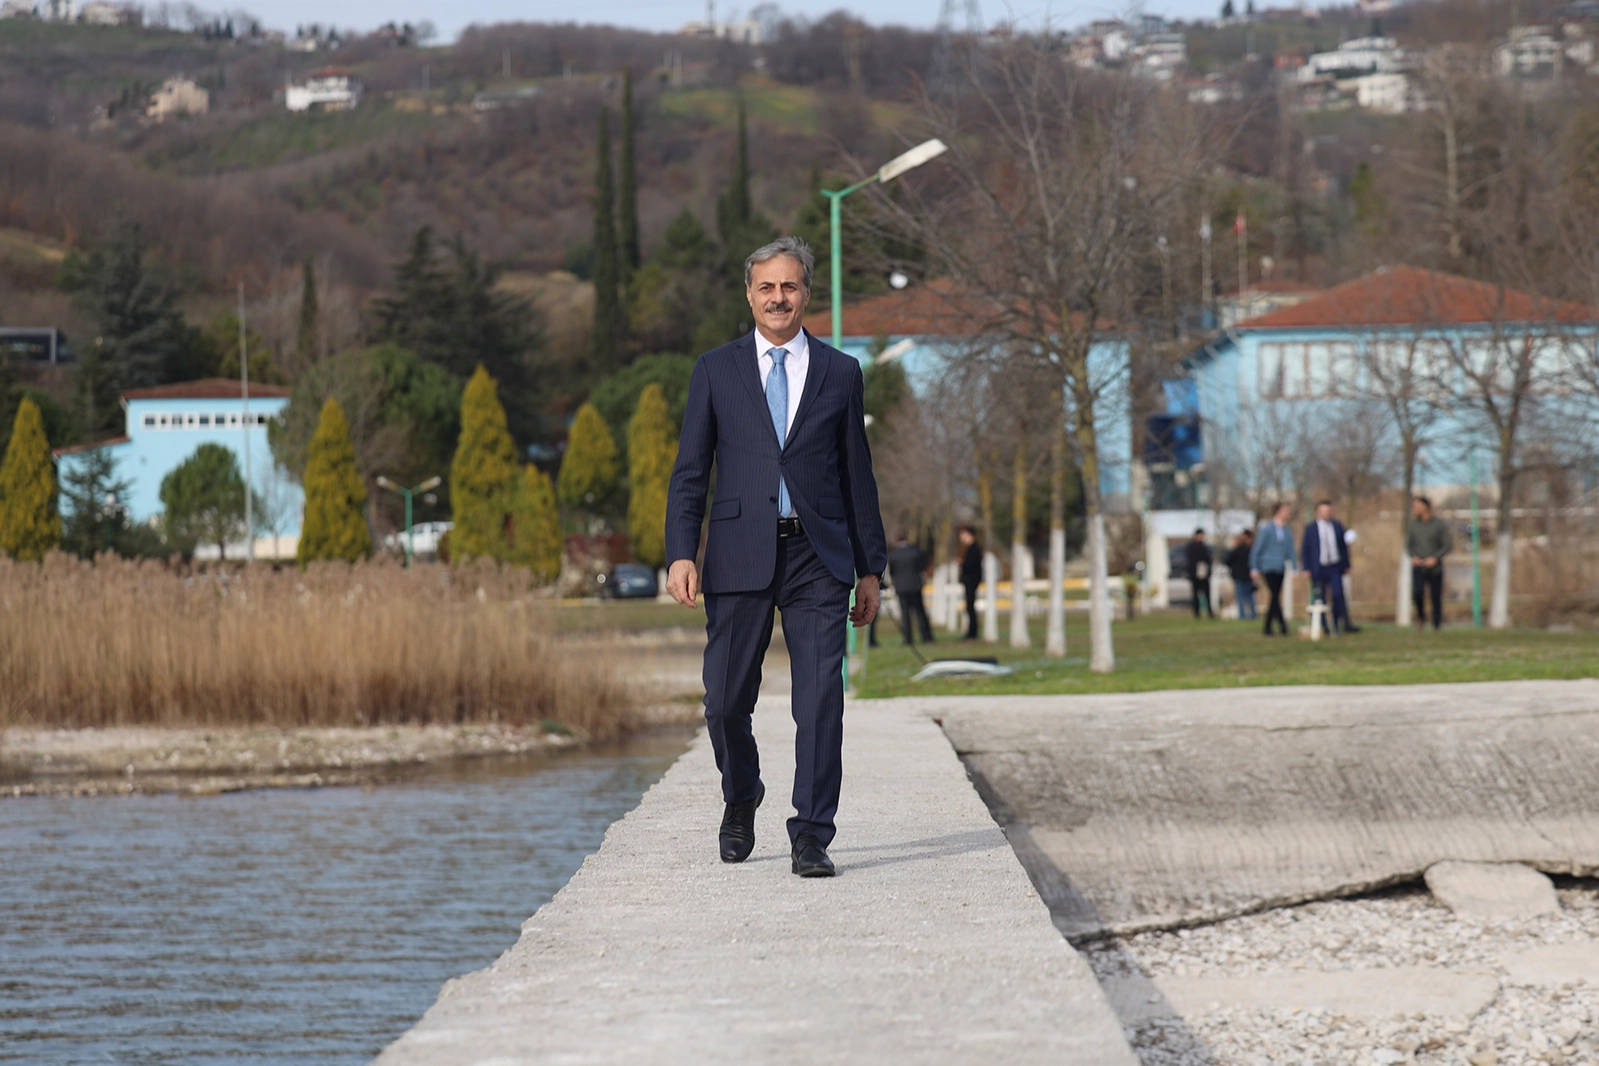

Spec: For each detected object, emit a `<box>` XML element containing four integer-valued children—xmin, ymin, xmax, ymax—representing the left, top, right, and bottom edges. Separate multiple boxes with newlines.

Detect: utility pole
<box><xmin>239</xmin><ymin>283</ymin><xmax>253</xmax><ymax>564</ymax></box>
<box><xmin>1235</xmin><ymin>209</ymin><xmax>1248</xmax><ymax>307</ymax></box>
<box><xmin>1200</xmin><ymin>211</ymin><xmax>1213</xmax><ymax>326</ymax></box>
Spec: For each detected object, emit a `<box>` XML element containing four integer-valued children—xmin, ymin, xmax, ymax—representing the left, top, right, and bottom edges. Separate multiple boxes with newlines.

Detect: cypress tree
<box><xmin>620</xmin><ymin>66</ymin><xmax>640</xmax><ymax>276</ymax></box>
<box><xmin>557</xmin><ymin>402</ymin><xmax>619</xmax><ymax>511</ymax></box>
<box><xmin>0</xmin><ymin>397</ymin><xmax>60</xmax><ymax>561</ymax></box>
<box><xmin>511</xmin><ymin>464</ymin><xmax>563</xmax><ymax>582</ymax></box>
<box><xmin>449</xmin><ymin>365</ymin><xmax>520</xmax><ymax>561</ymax></box>
<box><xmin>297</xmin><ymin>398</ymin><xmax>371</xmax><ymax>563</ymax></box>
<box><xmin>296</xmin><ymin>257</ymin><xmax>320</xmax><ymax>368</ymax></box>
<box><xmin>591</xmin><ymin>106</ymin><xmax>623</xmax><ymax>374</ymax></box>
<box><xmin>626</xmin><ymin>382</ymin><xmax>676</xmax><ymax>569</ymax></box>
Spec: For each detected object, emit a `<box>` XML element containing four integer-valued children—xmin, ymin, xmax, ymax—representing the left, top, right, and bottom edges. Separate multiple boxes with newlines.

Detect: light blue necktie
<box><xmin>766</xmin><ymin>347</ymin><xmax>792</xmax><ymax>517</ymax></box>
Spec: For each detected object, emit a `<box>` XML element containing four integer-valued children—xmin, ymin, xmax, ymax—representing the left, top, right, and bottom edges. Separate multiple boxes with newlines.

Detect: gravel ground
<box><xmin>1084</xmin><ymin>881</ymin><xmax>1599</xmax><ymax>1066</ymax></box>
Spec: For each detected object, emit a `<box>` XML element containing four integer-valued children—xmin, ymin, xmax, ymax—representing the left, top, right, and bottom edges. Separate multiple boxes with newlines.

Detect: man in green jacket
<box><xmin>1406</xmin><ymin>496</ymin><xmax>1453</xmax><ymax>631</ymax></box>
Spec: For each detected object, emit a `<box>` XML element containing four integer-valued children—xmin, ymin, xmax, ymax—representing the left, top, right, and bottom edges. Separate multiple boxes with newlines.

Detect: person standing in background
<box><xmin>1302</xmin><ymin>500</ymin><xmax>1359</xmax><ymax>634</ymax></box>
<box><xmin>887</xmin><ymin>531</ymin><xmax>935</xmax><ymax>646</ymax></box>
<box><xmin>1184</xmin><ymin>529</ymin><xmax>1215</xmax><ymax>619</ymax></box>
<box><xmin>1250</xmin><ymin>502</ymin><xmax>1297</xmax><ymax>636</ymax></box>
<box><xmin>1227</xmin><ymin>529</ymin><xmax>1257</xmax><ymax>620</ymax></box>
<box><xmin>1406</xmin><ymin>496</ymin><xmax>1453</xmax><ymax>631</ymax></box>
<box><xmin>958</xmin><ymin>525</ymin><xmax>982</xmax><ymax>641</ymax></box>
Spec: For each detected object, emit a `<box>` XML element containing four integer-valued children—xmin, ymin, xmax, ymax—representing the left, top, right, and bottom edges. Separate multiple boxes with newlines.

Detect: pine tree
<box><xmin>449</xmin><ymin>365</ymin><xmax>520</xmax><ymax>561</ymax></box>
<box><xmin>61</xmin><ymin>444</ymin><xmax>134</xmax><ymax>557</ymax></box>
<box><xmin>698</xmin><ymin>99</ymin><xmax>776</xmax><ymax>352</ymax></box>
<box><xmin>626</xmin><ymin>383</ymin><xmax>676</xmax><ymax>569</ymax></box>
<box><xmin>297</xmin><ymin>398</ymin><xmax>371</xmax><ymax>563</ymax></box>
<box><xmin>557</xmin><ymin>402</ymin><xmax>619</xmax><ymax>512</ymax></box>
<box><xmin>0</xmin><ymin>397</ymin><xmax>61</xmax><ymax>561</ymax></box>
<box><xmin>717</xmin><ymin>99</ymin><xmax>753</xmax><ymax>244</ymax></box>
<box><xmin>592</xmin><ymin>106</ymin><xmax>623</xmax><ymax>374</ymax></box>
<box><xmin>296</xmin><ymin>257</ymin><xmax>320</xmax><ymax>368</ymax></box>
<box><xmin>511</xmin><ymin>464</ymin><xmax>563</xmax><ymax>582</ymax></box>
<box><xmin>620</xmin><ymin>66</ymin><xmax>640</xmax><ymax>276</ymax></box>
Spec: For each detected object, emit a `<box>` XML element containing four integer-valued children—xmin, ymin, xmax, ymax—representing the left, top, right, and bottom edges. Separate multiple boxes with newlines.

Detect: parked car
<box><xmin>597</xmin><ymin>563</ymin><xmax>658</xmax><ymax>599</ymax></box>
<box><xmin>382</xmin><ymin>521</ymin><xmax>453</xmax><ymax>559</ymax></box>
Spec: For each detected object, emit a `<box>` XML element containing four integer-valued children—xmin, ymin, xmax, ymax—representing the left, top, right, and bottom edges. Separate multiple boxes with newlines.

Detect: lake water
<box><xmin>0</xmin><ymin>730</ymin><xmax>693</xmax><ymax>1064</ymax></box>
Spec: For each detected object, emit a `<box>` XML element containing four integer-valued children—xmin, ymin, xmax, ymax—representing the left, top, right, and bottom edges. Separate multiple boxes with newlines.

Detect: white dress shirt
<box><xmin>754</xmin><ymin>328</ymin><xmax>809</xmax><ymax>437</ymax></box>
<box><xmin>1317</xmin><ymin>518</ymin><xmax>1340</xmax><ymax>566</ymax></box>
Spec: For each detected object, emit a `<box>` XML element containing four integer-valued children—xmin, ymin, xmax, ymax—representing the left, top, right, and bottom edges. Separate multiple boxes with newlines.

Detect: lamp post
<box><xmin>822</xmin><ymin>137</ymin><xmax>948</xmax><ymax>692</ymax></box>
<box><xmin>376</xmin><ymin>475</ymin><xmax>442</xmax><ymax>567</ymax></box>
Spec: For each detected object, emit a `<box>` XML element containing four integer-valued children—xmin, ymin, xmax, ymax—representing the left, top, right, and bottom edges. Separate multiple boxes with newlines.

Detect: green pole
<box><xmin>1470</xmin><ymin>445</ymin><xmax>1482</xmax><ymax>628</ymax></box>
<box><xmin>404</xmin><ymin>488</ymin><xmax>414</xmax><ymax>569</ymax></box>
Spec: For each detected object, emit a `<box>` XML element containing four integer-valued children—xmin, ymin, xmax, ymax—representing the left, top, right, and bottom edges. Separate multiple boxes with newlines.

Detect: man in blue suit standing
<box><xmin>665</xmin><ymin>236</ymin><xmax>888</xmax><ymax>879</ymax></box>
<box><xmin>1301</xmin><ymin>499</ymin><xmax>1360</xmax><ymax>634</ymax></box>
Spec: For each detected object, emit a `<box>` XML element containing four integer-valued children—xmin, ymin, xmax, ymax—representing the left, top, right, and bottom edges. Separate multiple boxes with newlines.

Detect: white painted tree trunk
<box><xmin>1490</xmin><ymin>510</ymin><xmax>1512</xmax><ymax>629</ymax></box>
<box><xmin>1282</xmin><ymin>563</ymin><xmax>1295</xmax><ymax>625</ymax></box>
<box><xmin>1087</xmin><ymin>512</ymin><xmax>1115</xmax><ymax>673</ymax></box>
<box><xmin>1010</xmin><ymin>540</ymin><xmax>1031</xmax><ymax>647</ymax></box>
<box><xmin>982</xmin><ymin>551</ymin><xmax>1000</xmax><ymax>642</ymax></box>
<box><xmin>1045</xmin><ymin>525</ymin><xmax>1066</xmax><ymax>657</ymax></box>
<box><xmin>1395</xmin><ymin>548</ymin><xmax>1412</xmax><ymax>628</ymax></box>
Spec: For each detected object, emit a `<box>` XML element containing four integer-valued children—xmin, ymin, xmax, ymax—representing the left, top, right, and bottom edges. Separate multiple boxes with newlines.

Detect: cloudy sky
<box><xmin>255</xmin><ymin>0</ymin><xmax>1267</xmax><ymax>43</ymax></box>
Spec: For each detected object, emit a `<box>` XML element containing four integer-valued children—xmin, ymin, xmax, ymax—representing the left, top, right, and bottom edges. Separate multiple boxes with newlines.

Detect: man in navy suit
<box><xmin>1301</xmin><ymin>499</ymin><xmax>1360</xmax><ymax>634</ymax></box>
<box><xmin>665</xmin><ymin>236</ymin><xmax>888</xmax><ymax>879</ymax></box>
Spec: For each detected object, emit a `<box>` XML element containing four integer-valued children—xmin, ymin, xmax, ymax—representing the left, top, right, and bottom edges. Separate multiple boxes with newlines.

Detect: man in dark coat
<box><xmin>958</xmin><ymin>525</ymin><xmax>982</xmax><ymax>640</ymax></box>
<box><xmin>888</xmin><ymin>531</ymin><xmax>935</xmax><ymax>646</ymax></box>
<box><xmin>1184</xmin><ymin>529</ymin><xmax>1215</xmax><ymax>619</ymax></box>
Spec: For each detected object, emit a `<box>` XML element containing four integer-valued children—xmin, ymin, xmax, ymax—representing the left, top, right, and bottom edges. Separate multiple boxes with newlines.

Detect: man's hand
<box><xmin>666</xmin><ymin>559</ymin><xmax>700</xmax><ymax>607</ymax></box>
<box><xmin>1411</xmin><ymin>556</ymin><xmax>1423</xmax><ymax>567</ymax></box>
<box><xmin>850</xmin><ymin>574</ymin><xmax>881</xmax><ymax>627</ymax></box>
<box><xmin>1250</xmin><ymin>569</ymin><xmax>1262</xmax><ymax>581</ymax></box>
<box><xmin>1423</xmin><ymin>556</ymin><xmax>1437</xmax><ymax>568</ymax></box>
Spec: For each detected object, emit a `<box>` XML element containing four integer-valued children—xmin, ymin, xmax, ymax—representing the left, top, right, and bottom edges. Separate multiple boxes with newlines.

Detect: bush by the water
<box><xmin>0</xmin><ymin>553</ymin><xmax>634</xmax><ymax>736</ymax></box>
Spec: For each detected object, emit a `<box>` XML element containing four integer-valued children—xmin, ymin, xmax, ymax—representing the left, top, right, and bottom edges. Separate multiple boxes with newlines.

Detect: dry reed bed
<box><xmin>0</xmin><ymin>554</ymin><xmax>635</xmax><ymax>736</ymax></box>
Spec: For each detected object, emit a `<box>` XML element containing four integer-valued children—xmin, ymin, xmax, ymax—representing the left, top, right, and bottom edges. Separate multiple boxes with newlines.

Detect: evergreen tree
<box><xmin>160</xmin><ymin>442</ymin><xmax>248</xmax><ymax>559</ymax></box>
<box><xmin>70</xmin><ymin>221</ymin><xmax>189</xmax><ymax>411</ymax></box>
<box><xmin>558</xmin><ymin>402</ymin><xmax>620</xmax><ymax>512</ymax></box>
<box><xmin>592</xmin><ymin>106</ymin><xmax>624</xmax><ymax>374</ymax></box>
<box><xmin>297</xmin><ymin>398</ymin><xmax>372</xmax><ymax>563</ymax></box>
<box><xmin>61</xmin><ymin>444</ymin><xmax>134</xmax><ymax>557</ymax></box>
<box><xmin>626</xmin><ymin>383</ymin><xmax>675</xmax><ymax>570</ymax></box>
<box><xmin>296</xmin><ymin>257</ymin><xmax>320</xmax><ymax>368</ymax></box>
<box><xmin>511</xmin><ymin>464</ymin><xmax>563</xmax><ymax>582</ymax></box>
<box><xmin>620</xmin><ymin>66</ymin><xmax>640</xmax><ymax>276</ymax></box>
<box><xmin>0</xmin><ymin>397</ymin><xmax>60</xmax><ymax>561</ymax></box>
<box><xmin>625</xmin><ymin>211</ymin><xmax>722</xmax><ymax>355</ymax></box>
<box><xmin>697</xmin><ymin>100</ymin><xmax>776</xmax><ymax>352</ymax></box>
<box><xmin>449</xmin><ymin>365</ymin><xmax>520</xmax><ymax>561</ymax></box>
<box><xmin>717</xmin><ymin>99</ymin><xmax>753</xmax><ymax>245</ymax></box>
<box><xmin>589</xmin><ymin>353</ymin><xmax>695</xmax><ymax>459</ymax></box>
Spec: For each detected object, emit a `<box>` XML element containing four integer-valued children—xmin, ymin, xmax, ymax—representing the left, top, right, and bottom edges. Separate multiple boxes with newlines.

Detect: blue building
<box><xmin>55</xmin><ymin>379</ymin><xmax>303</xmax><ymax>559</ymax></box>
<box><xmin>836</xmin><ymin>280</ymin><xmax>1134</xmax><ymax>509</ymax></box>
<box><xmin>1170</xmin><ymin>267</ymin><xmax>1599</xmax><ymax>511</ymax></box>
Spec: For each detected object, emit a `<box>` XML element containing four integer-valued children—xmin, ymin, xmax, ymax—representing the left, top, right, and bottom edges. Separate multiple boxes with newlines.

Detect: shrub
<box><xmin>298</xmin><ymin>398</ymin><xmax>372</xmax><ymax>563</ymax></box>
<box><xmin>449</xmin><ymin>365</ymin><xmax>519</xmax><ymax>561</ymax></box>
<box><xmin>0</xmin><ymin>398</ymin><xmax>60</xmax><ymax>561</ymax></box>
<box><xmin>627</xmin><ymin>383</ymin><xmax>676</xmax><ymax>569</ymax></box>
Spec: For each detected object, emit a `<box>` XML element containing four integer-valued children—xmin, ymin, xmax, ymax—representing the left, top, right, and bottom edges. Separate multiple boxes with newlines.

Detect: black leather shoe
<box><xmin>1343</xmin><ymin>623</ymin><xmax>1362</xmax><ymax>633</ymax></box>
<box><xmin>791</xmin><ymin>833</ymin><xmax>836</xmax><ymax>878</ymax></box>
<box><xmin>719</xmin><ymin>782</ymin><xmax>764</xmax><ymax>863</ymax></box>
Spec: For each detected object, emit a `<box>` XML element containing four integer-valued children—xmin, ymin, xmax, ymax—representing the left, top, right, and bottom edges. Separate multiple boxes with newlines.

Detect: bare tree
<box><xmin>878</xmin><ymin>37</ymin><xmax>1213</xmax><ymax>672</ymax></box>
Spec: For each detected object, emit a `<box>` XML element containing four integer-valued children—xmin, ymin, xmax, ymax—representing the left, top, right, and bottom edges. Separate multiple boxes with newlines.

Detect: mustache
<box><xmin>763</xmin><ymin>301</ymin><xmax>794</xmax><ymax>313</ymax></box>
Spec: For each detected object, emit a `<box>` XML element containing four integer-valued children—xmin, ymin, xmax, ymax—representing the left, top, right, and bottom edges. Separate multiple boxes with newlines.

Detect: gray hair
<box><xmin>744</xmin><ymin>236</ymin><xmax>815</xmax><ymax>290</ymax></box>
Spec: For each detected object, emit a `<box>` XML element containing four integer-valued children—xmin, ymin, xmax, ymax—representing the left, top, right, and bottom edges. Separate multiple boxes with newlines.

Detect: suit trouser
<box><xmin>702</xmin><ymin>531</ymin><xmax>852</xmax><ymax>847</ymax></box>
<box><xmin>1413</xmin><ymin>565</ymin><xmax>1444</xmax><ymax>628</ymax></box>
<box><xmin>963</xmin><ymin>582</ymin><xmax>979</xmax><ymax>639</ymax></box>
<box><xmin>1262</xmin><ymin>571</ymin><xmax>1287</xmax><ymax>634</ymax></box>
<box><xmin>1310</xmin><ymin>568</ymin><xmax>1351</xmax><ymax>630</ymax></box>
<box><xmin>898</xmin><ymin>590</ymin><xmax>934</xmax><ymax>644</ymax></box>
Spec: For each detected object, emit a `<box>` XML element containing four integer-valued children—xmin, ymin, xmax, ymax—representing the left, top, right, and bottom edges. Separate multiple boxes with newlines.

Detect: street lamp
<box><xmin>821</xmin><ymin>137</ymin><xmax>948</xmax><ymax>693</ymax></box>
<box><xmin>376</xmin><ymin>475</ymin><xmax>442</xmax><ymax>567</ymax></box>
<box><xmin>820</xmin><ymin>137</ymin><xmax>948</xmax><ymax>352</ymax></box>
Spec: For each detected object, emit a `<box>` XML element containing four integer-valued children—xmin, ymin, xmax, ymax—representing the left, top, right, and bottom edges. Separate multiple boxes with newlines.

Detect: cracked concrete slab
<box><xmin>1426</xmin><ymin>861</ymin><xmax>1561</xmax><ymax>920</ymax></box>
<box><xmin>904</xmin><ymin>680</ymin><xmax>1599</xmax><ymax>938</ymax></box>
<box><xmin>372</xmin><ymin>697</ymin><xmax>1137</xmax><ymax>1066</ymax></box>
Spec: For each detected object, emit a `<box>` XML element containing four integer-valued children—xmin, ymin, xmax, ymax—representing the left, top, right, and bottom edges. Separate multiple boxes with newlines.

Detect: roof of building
<box><xmin>842</xmin><ymin>279</ymin><xmax>986</xmax><ymax>339</ymax></box>
<box><xmin>54</xmin><ymin>435</ymin><xmax>130</xmax><ymax>458</ymax></box>
<box><xmin>1233</xmin><ymin>266</ymin><xmax>1599</xmax><ymax>329</ymax></box>
<box><xmin>121</xmin><ymin>379</ymin><xmax>293</xmax><ymax>401</ymax></box>
<box><xmin>1223</xmin><ymin>279</ymin><xmax>1321</xmax><ymax>296</ymax></box>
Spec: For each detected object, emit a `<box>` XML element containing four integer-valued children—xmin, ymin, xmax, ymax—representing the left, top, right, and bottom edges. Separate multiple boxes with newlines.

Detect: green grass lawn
<box><xmin>855</xmin><ymin>610</ymin><xmax>1599</xmax><ymax>698</ymax></box>
<box><xmin>552</xmin><ymin>598</ymin><xmax>705</xmax><ymax>634</ymax></box>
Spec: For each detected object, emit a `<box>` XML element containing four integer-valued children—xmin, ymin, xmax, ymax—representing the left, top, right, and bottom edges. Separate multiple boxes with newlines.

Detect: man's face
<box><xmin>958</xmin><ymin>530</ymin><xmax>974</xmax><ymax>546</ymax></box>
<box><xmin>1274</xmin><ymin>506</ymin><xmax>1291</xmax><ymax>523</ymax></box>
<box><xmin>1412</xmin><ymin>499</ymin><xmax>1430</xmax><ymax>519</ymax></box>
<box><xmin>746</xmin><ymin>255</ymin><xmax>809</xmax><ymax>339</ymax></box>
<box><xmin>1316</xmin><ymin>503</ymin><xmax>1333</xmax><ymax>522</ymax></box>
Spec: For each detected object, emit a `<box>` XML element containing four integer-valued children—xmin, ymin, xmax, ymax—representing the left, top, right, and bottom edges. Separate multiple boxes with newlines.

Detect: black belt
<box><xmin>777</xmin><ymin>516</ymin><xmax>802</xmax><ymax>538</ymax></box>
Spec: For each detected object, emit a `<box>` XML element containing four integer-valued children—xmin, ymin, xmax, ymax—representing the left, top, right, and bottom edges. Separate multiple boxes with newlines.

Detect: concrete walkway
<box><xmin>374</xmin><ymin>696</ymin><xmax>1137</xmax><ymax>1065</ymax></box>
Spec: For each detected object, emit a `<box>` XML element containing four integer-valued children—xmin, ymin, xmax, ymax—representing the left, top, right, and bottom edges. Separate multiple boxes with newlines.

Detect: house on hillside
<box><xmin>1164</xmin><ymin>267</ymin><xmax>1599</xmax><ymax>511</ymax></box>
<box><xmin>285</xmin><ymin>68</ymin><xmax>361</xmax><ymax>111</ymax></box>
<box><xmin>146</xmin><ymin>76</ymin><xmax>208</xmax><ymax>121</ymax></box>
<box><xmin>834</xmin><ymin>279</ymin><xmax>1135</xmax><ymax>511</ymax></box>
<box><xmin>54</xmin><ymin>379</ymin><xmax>304</xmax><ymax>559</ymax></box>
<box><xmin>0</xmin><ymin>0</ymin><xmax>35</xmax><ymax>18</ymax></box>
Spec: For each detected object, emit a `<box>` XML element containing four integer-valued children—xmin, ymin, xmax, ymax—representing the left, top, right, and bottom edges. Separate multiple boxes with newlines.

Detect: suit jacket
<box><xmin>1301</xmin><ymin>519</ymin><xmax>1351</xmax><ymax>576</ymax></box>
<box><xmin>1248</xmin><ymin>521</ymin><xmax>1297</xmax><ymax>573</ymax></box>
<box><xmin>665</xmin><ymin>329</ymin><xmax>889</xmax><ymax>595</ymax></box>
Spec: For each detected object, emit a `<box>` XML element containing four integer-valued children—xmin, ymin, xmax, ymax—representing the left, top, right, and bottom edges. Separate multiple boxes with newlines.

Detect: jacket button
<box><xmin>779</xmin><ymin>458</ymin><xmax>786</xmax><ymax>465</ymax></box>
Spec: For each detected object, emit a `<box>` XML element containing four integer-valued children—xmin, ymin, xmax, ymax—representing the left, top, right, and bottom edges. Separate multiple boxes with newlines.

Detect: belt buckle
<box><xmin>778</xmin><ymin>517</ymin><xmax>801</xmax><ymax>538</ymax></box>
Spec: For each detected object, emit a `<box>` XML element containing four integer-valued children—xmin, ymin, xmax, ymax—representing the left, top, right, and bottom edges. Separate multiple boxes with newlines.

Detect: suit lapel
<box><xmin>732</xmin><ymin>332</ymin><xmax>773</xmax><ymax>444</ymax></box>
<box><xmin>783</xmin><ymin>330</ymin><xmax>830</xmax><ymax>450</ymax></box>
